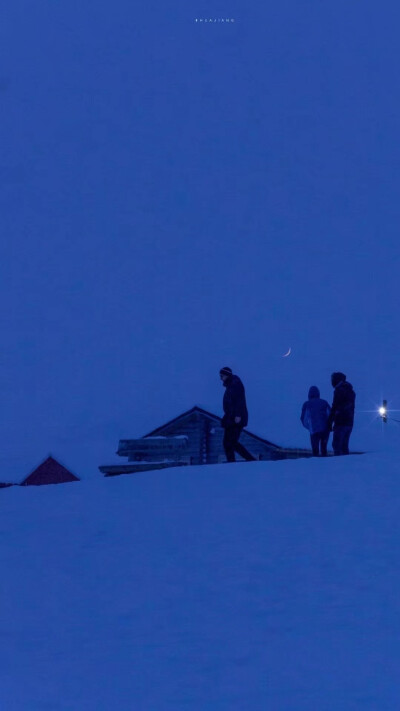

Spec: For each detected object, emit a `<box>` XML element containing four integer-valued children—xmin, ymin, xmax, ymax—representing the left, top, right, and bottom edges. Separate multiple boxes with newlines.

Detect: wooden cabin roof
<box><xmin>145</xmin><ymin>405</ymin><xmax>284</xmax><ymax>450</ymax></box>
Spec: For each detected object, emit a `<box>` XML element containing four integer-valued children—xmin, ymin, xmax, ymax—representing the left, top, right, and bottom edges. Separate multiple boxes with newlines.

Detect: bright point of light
<box><xmin>379</xmin><ymin>407</ymin><xmax>387</xmax><ymax>416</ymax></box>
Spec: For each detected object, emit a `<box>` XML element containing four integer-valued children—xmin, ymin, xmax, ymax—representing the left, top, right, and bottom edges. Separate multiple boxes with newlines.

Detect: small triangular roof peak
<box><xmin>21</xmin><ymin>455</ymin><xmax>80</xmax><ymax>486</ymax></box>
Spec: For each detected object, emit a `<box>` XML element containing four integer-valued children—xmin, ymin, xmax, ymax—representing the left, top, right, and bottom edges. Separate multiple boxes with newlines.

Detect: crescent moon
<box><xmin>282</xmin><ymin>347</ymin><xmax>292</xmax><ymax>357</ymax></box>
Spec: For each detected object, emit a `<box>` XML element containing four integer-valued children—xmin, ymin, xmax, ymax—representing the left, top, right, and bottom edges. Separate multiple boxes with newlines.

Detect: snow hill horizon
<box><xmin>3</xmin><ymin>397</ymin><xmax>399</xmax><ymax>485</ymax></box>
<box><xmin>1</xmin><ymin>452</ymin><xmax>400</xmax><ymax>710</ymax></box>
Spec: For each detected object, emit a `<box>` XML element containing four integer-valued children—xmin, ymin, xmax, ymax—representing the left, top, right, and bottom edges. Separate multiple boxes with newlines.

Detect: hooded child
<box><xmin>301</xmin><ymin>386</ymin><xmax>331</xmax><ymax>456</ymax></box>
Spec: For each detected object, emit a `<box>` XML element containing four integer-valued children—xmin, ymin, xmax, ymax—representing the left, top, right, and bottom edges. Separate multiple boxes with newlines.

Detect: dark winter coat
<box><xmin>222</xmin><ymin>375</ymin><xmax>249</xmax><ymax>428</ymax></box>
<box><xmin>301</xmin><ymin>386</ymin><xmax>331</xmax><ymax>435</ymax></box>
<box><xmin>328</xmin><ymin>380</ymin><xmax>356</xmax><ymax>429</ymax></box>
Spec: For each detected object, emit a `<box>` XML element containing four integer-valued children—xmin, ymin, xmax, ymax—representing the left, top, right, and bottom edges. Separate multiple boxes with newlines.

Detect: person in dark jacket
<box><xmin>300</xmin><ymin>386</ymin><xmax>331</xmax><ymax>456</ymax></box>
<box><xmin>220</xmin><ymin>367</ymin><xmax>256</xmax><ymax>462</ymax></box>
<box><xmin>327</xmin><ymin>372</ymin><xmax>356</xmax><ymax>455</ymax></box>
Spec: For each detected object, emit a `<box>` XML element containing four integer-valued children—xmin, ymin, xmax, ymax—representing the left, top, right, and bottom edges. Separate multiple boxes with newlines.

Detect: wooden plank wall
<box><xmin>149</xmin><ymin>411</ymin><xmax>204</xmax><ymax>465</ymax></box>
<box><xmin>118</xmin><ymin>411</ymin><xmax>297</xmax><ymax>466</ymax></box>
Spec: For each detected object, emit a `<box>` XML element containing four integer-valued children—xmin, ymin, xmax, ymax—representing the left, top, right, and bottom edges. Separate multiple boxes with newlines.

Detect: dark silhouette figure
<box><xmin>300</xmin><ymin>386</ymin><xmax>331</xmax><ymax>456</ymax></box>
<box><xmin>220</xmin><ymin>367</ymin><xmax>256</xmax><ymax>462</ymax></box>
<box><xmin>327</xmin><ymin>372</ymin><xmax>356</xmax><ymax>455</ymax></box>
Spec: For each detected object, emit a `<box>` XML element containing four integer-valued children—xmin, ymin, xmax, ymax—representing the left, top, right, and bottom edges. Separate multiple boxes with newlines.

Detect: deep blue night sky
<box><xmin>1</xmin><ymin>1</ymin><xmax>400</xmax><ymax>477</ymax></box>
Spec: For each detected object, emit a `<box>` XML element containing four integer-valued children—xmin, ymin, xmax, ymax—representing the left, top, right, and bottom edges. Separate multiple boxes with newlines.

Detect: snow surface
<box><xmin>143</xmin><ymin>436</ymin><xmax>189</xmax><ymax>440</ymax></box>
<box><xmin>1</xmin><ymin>453</ymin><xmax>400</xmax><ymax>710</ymax></box>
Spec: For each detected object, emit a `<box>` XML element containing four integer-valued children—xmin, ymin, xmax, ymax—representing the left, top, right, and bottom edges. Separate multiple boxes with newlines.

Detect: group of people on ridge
<box><xmin>219</xmin><ymin>367</ymin><xmax>356</xmax><ymax>461</ymax></box>
<box><xmin>300</xmin><ymin>372</ymin><xmax>356</xmax><ymax>456</ymax></box>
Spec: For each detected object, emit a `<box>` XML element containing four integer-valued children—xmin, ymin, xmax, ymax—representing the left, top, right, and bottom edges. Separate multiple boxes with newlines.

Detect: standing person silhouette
<box><xmin>327</xmin><ymin>372</ymin><xmax>356</xmax><ymax>455</ymax></box>
<box><xmin>219</xmin><ymin>367</ymin><xmax>256</xmax><ymax>462</ymax></box>
<box><xmin>300</xmin><ymin>386</ymin><xmax>331</xmax><ymax>456</ymax></box>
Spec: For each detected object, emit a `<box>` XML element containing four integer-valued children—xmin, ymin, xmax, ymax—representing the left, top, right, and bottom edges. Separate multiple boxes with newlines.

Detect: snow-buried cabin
<box><xmin>99</xmin><ymin>406</ymin><xmax>310</xmax><ymax>477</ymax></box>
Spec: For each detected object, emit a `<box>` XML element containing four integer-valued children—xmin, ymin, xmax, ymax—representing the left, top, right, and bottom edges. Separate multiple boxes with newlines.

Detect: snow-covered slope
<box><xmin>1</xmin><ymin>454</ymin><xmax>399</xmax><ymax>710</ymax></box>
